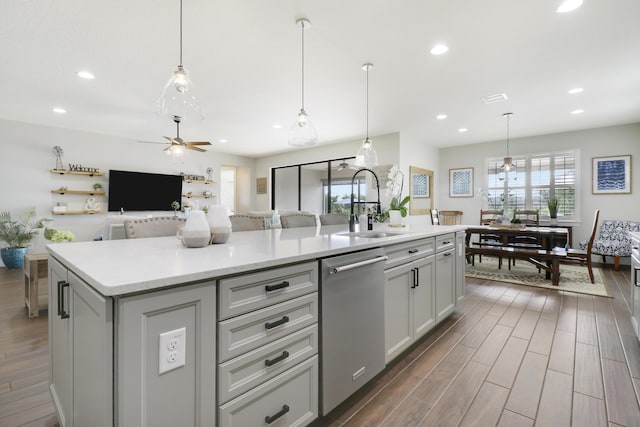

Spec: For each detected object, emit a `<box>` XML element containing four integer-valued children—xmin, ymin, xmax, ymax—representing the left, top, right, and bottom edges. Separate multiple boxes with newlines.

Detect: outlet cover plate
<box><xmin>159</xmin><ymin>327</ymin><xmax>186</xmax><ymax>375</ymax></box>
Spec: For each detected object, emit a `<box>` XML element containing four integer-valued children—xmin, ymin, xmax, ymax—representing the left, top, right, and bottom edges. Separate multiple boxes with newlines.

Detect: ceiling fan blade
<box><xmin>163</xmin><ymin>136</ymin><xmax>176</xmax><ymax>144</ymax></box>
<box><xmin>136</xmin><ymin>140</ymin><xmax>167</xmax><ymax>145</ymax></box>
<box><xmin>186</xmin><ymin>141</ymin><xmax>212</xmax><ymax>146</ymax></box>
<box><xmin>187</xmin><ymin>145</ymin><xmax>207</xmax><ymax>152</ymax></box>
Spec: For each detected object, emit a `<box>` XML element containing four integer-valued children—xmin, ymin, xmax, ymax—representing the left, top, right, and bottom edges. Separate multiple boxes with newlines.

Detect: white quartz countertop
<box><xmin>47</xmin><ymin>223</ymin><xmax>465</xmax><ymax>296</ymax></box>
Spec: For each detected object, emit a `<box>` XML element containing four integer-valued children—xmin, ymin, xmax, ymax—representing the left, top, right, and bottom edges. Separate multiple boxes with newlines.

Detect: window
<box><xmin>486</xmin><ymin>151</ymin><xmax>578</xmax><ymax>219</ymax></box>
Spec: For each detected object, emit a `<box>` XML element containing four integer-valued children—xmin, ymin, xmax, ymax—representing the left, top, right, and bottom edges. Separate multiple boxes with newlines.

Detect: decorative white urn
<box><xmin>177</xmin><ymin>210</ymin><xmax>211</xmax><ymax>248</ymax></box>
<box><xmin>206</xmin><ymin>206</ymin><xmax>232</xmax><ymax>244</ymax></box>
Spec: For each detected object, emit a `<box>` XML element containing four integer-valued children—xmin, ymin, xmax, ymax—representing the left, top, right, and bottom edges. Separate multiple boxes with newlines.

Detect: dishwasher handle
<box><xmin>329</xmin><ymin>255</ymin><xmax>389</xmax><ymax>274</ymax></box>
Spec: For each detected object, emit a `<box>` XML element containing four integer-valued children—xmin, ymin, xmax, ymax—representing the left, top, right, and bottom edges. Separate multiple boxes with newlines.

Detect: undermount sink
<box><xmin>339</xmin><ymin>231</ymin><xmax>404</xmax><ymax>238</ymax></box>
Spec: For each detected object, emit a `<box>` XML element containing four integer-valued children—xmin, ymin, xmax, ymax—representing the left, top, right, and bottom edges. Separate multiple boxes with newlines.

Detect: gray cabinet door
<box><xmin>384</xmin><ymin>262</ymin><xmax>414</xmax><ymax>363</ymax></box>
<box><xmin>435</xmin><ymin>249</ymin><xmax>456</xmax><ymax>322</ymax></box>
<box><xmin>49</xmin><ymin>257</ymin><xmax>71</xmax><ymax>427</ymax></box>
<box><xmin>413</xmin><ymin>255</ymin><xmax>436</xmax><ymax>340</ymax></box>
<box><xmin>69</xmin><ymin>271</ymin><xmax>112</xmax><ymax>427</ymax></box>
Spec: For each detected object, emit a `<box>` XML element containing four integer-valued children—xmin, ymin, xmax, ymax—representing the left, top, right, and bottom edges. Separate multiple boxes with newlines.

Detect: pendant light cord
<box><xmin>506</xmin><ymin>114</ymin><xmax>510</xmax><ymax>156</ymax></box>
<box><xmin>366</xmin><ymin>66</ymin><xmax>369</xmax><ymax>140</ymax></box>
<box><xmin>179</xmin><ymin>0</ymin><xmax>183</xmax><ymax>66</ymax></box>
<box><xmin>300</xmin><ymin>20</ymin><xmax>305</xmax><ymax>110</ymax></box>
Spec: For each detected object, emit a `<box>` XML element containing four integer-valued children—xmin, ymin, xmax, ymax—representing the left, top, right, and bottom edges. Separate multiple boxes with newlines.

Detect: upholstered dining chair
<box><xmin>319</xmin><ymin>213</ymin><xmax>349</xmax><ymax>225</ymax></box>
<box><xmin>124</xmin><ymin>216</ymin><xmax>185</xmax><ymax>239</ymax></box>
<box><xmin>280</xmin><ymin>213</ymin><xmax>317</xmax><ymax>228</ymax></box>
<box><xmin>562</xmin><ymin>209</ymin><xmax>599</xmax><ymax>284</ymax></box>
<box><xmin>228</xmin><ymin>215</ymin><xmax>266</xmax><ymax>231</ymax></box>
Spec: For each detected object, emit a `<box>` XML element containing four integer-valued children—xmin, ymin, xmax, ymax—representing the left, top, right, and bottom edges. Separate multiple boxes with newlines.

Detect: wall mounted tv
<box><xmin>108</xmin><ymin>170</ymin><xmax>182</xmax><ymax>212</ymax></box>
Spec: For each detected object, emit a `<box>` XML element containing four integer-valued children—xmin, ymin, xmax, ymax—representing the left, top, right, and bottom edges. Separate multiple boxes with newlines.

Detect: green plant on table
<box><xmin>548</xmin><ymin>197</ymin><xmax>559</xmax><ymax>218</ymax></box>
<box><xmin>44</xmin><ymin>228</ymin><xmax>75</xmax><ymax>243</ymax></box>
<box><xmin>0</xmin><ymin>208</ymin><xmax>50</xmax><ymax>248</ymax></box>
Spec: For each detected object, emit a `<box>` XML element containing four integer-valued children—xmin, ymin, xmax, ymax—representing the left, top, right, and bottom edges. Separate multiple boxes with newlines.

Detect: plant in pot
<box><xmin>548</xmin><ymin>197</ymin><xmax>559</xmax><ymax>222</ymax></box>
<box><xmin>386</xmin><ymin>166</ymin><xmax>410</xmax><ymax>225</ymax></box>
<box><xmin>0</xmin><ymin>208</ymin><xmax>50</xmax><ymax>269</ymax></box>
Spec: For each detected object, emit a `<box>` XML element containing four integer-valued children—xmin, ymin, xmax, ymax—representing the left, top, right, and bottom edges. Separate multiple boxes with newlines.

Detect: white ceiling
<box><xmin>2</xmin><ymin>0</ymin><xmax>640</xmax><ymax>158</ymax></box>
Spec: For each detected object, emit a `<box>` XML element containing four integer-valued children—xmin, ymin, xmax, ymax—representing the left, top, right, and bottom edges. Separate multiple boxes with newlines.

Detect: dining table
<box><xmin>464</xmin><ymin>224</ymin><xmax>570</xmax><ymax>250</ymax></box>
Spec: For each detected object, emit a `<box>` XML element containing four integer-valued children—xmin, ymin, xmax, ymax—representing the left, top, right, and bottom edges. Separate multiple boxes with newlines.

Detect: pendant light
<box><xmin>501</xmin><ymin>112</ymin><xmax>515</xmax><ymax>173</ymax></box>
<box><xmin>355</xmin><ymin>63</ymin><xmax>378</xmax><ymax>168</ymax></box>
<box><xmin>157</xmin><ymin>0</ymin><xmax>203</xmax><ymax>121</ymax></box>
<box><xmin>289</xmin><ymin>18</ymin><xmax>318</xmax><ymax>147</ymax></box>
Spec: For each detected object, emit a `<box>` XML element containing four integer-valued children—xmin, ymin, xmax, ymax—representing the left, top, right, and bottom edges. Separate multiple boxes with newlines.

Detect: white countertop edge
<box><xmin>47</xmin><ymin>224</ymin><xmax>466</xmax><ymax>296</ymax></box>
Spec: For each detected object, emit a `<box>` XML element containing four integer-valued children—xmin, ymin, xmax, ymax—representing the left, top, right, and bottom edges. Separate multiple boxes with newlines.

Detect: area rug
<box><xmin>465</xmin><ymin>257</ymin><xmax>610</xmax><ymax>297</ymax></box>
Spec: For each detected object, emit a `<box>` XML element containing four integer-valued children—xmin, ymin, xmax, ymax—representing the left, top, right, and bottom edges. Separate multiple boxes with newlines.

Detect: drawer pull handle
<box><xmin>265</xmin><ymin>351</ymin><xmax>290</xmax><ymax>367</ymax></box>
<box><xmin>265</xmin><ymin>281</ymin><xmax>290</xmax><ymax>292</ymax></box>
<box><xmin>443</xmin><ymin>252</ymin><xmax>453</xmax><ymax>257</ymax></box>
<box><xmin>442</xmin><ymin>241</ymin><xmax>451</xmax><ymax>245</ymax></box>
<box><xmin>265</xmin><ymin>404</ymin><xmax>290</xmax><ymax>424</ymax></box>
<box><xmin>633</xmin><ymin>246</ymin><xmax>639</xmax><ymax>250</ymax></box>
<box><xmin>408</xmin><ymin>249</ymin><xmax>419</xmax><ymax>254</ymax></box>
<box><xmin>265</xmin><ymin>316</ymin><xmax>290</xmax><ymax>330</ymax></box>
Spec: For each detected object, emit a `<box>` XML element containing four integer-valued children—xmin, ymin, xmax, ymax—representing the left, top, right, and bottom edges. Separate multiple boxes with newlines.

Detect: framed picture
<box><xmin>592</xmin><ymin>155</ymin><xmax>632</xmax><ymax>194</ymax></box>
<box><xmin>409</xmin><ymin>166</ymin><xmax>434</xmax><ymax>215</ymax></box>
<box><xmin>449</xmin><ymin>167</ymin><xmax>474</xmax><ymax>197</ymax></box>
<box><xmin>256</xmin><ymin>177</ymin><xmax>267</xmax><ymax>194</ymax></box>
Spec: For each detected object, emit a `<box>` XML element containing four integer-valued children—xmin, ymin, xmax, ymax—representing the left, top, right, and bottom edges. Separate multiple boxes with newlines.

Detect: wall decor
<box><xmin>409</xmin><ymin>166</ymin><xmax>434</xmax><ymax>215</ymax></box>
<box><xmin>449</xmin><ymin>167</ymin><xmax>474</xmax><ymax>197</ymax></box>
<box><xmin>256</xmin><ymin>177</ymin><xmax>267</xmax><ymax>194</ymax></box>
<box><xmin>592</xmin><ymin>155</ymin><xmax>631</xmax><ymax>194</ymax></box>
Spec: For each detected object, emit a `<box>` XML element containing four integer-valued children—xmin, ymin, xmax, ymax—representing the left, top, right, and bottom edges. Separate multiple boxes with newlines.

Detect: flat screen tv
<box><xmin>108</xmin><ymin>170</ymin><xmax>183</xmax><ymax>212</ymax></box>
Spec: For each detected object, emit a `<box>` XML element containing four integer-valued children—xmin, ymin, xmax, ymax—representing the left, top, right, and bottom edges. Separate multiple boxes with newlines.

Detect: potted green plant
<box><xmin>548</xmin><ymin>197</ymin><xmax>559</xmax><ymax>219</ymax></box>
<box><xmin>386</xmin><ymin>166</ymin><xmax>410</xmax><ymax>225</ymax></box>
<box><xmin>171</xmin><ymin>201</ymin><xmax>180</xmax><ymax>217</ymax></box>
<box><xmin>93</xmin><ymin>182</ymin><xmax>104</xmax><ymax>192</ymax></box>
<box><xmin>0</xmin><ymin>208</ymin><xmax>50</xmax><ymax>269</ymax></box>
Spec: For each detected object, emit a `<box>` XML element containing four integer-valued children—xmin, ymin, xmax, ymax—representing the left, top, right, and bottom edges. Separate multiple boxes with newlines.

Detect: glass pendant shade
<box><xmin>157</xmin><ymin>65</ymin><xmax>203</xmax><ymax>121</ymax></box>
<box><xmin>355</xmin><ymin>137</ymin><xmax>378</xmax><ymax>168</ymax></box>
<box><xmin>289</xmin><ymin>108</ymin><xmax>318</xmax><ymax>146</ymax></box>
<box><xmin>501</xmin><ymin>112</ymin><xmax>514</xmax><ymax>172</ymax></box>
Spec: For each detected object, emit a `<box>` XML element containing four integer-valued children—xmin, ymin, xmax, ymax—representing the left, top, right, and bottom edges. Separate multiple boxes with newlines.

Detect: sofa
<box><xmin>581</xmin><ymin>219</ymin><xmax>640</xmax><ymax>270</ymax></box>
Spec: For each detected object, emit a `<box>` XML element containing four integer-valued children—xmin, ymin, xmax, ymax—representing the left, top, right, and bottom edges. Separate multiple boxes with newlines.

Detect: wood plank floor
<box><xmin>315</xmin><ymin>265</ymin><xmax>640</xmax><ymax>427</ymax></box>
<box><xmin>0</xmin><ymin>265</ymin><xmax>638</xmax><ymax>426</ymax></box>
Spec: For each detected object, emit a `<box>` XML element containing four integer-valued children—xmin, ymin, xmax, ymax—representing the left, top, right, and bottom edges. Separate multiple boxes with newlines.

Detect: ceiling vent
<box><xmin>481</xmin><ymin>93</ymin><xmax>508</xmax><ymax>104</ymax></box>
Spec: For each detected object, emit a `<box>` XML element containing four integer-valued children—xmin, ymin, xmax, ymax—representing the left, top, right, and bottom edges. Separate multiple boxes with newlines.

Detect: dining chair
<box><xmin>280</xmin><ymin>213</ymin><xmax>317</xmax><ymax>228</ymax></box>
<box><xmin>509</xmin><ymin>209</ymin><xmax>542</xmax><ymax>267</ymax></box>
<box><xmin>562</xmin><ymin>209</ymin><xmax>599</xmax><ymax>284</ymax></box>
<box><xmin>513</xmin><ymin>209</ymin><xmax>539</xmax><ymax>226</ymax></box>
<box><xmin>477</xmin><ymin>209</ymin><xmax>504</xmax><ymax>265</ymax></box>
<box><xmin>228</xmin><ymin>215</ymin><xmax>266</xmax><ymax>231</ymax></box>
<box><xmin>319</xmin><ymin>213</ymin><xmax>349</xmax><ymax>225</ymax></box>
<box><xmin>438</xmin><ymin>210</ymin><xmax>463</xmax><ymax>225</ymax></box>
<box><xmin>124</xmin><ymin>216</ymin><xmax>185</xmax><ymax>239</ymax></box>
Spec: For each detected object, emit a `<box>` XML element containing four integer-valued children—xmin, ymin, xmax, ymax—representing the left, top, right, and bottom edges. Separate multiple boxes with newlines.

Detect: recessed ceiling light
<box><xmin>481</xmin><ymin>93</ymin><xmax>508</xmax><ymax>104</ymax></box>
<box><xmin>568</xmin><ymin>87</ymin><xmax>584</xmax><ymax>94</ymax></box>
<box><xmin>219</xmin><ymin>139</ymin><xmax>228</xmax><ymax>143</ymax></box>
<box><xmin>556</xmin><ymin>0</ymin><xmax>583</xmax><ymax>13</ymax></box>
<box><xmin>53</xmin><ymin>107</ymin><xmax>67</xmax><ymax>114</ymax></box>
<box><xmin>76</xmin><ymin>70</ymin><xmax>95</xmax><ymax>80</ymax></box>
<box><xmin>430</xmin><ymin>44</ymin><xmax>449</xmax><ymax>55</ymax></box>
<box><xmin>436</xmin><ymin>114</ymin><xmax>447</xmax><ymax>120</ymax></box>
<box><xmin>458</xmin><ymin>128</ymin><xmax>468</xmax><ymax>133</ymax></box>
<box><xmin>571</xmin><ymin>109</ymin><xmax>584</xmax><ymax>115</ymax></box>
<box><xmin>272</xmin><ymin>124</ymin><xmax>282</xmax><ymax>129</ymax></box>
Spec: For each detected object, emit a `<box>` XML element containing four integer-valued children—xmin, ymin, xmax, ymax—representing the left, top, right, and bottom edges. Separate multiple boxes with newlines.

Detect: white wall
<box><xmin>0</xmin><ymin>118</ymin><xmax>254</xmax><ymax>265</ymax></box>
<box><xmin>437</xmin><ymin>122</ymin><xmax>640</xmax><ymax>247</ymax></box>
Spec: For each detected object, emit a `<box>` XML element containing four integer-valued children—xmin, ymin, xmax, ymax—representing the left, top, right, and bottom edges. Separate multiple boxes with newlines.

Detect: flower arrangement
<box><xmin>386</xmin><ymin>166</ymin><xmax>410</xmax><ymax>218</ymax></box>
<box><xmin>44</xmin><ymin>228</ymin><xmax>75</xmax><ymax>242</ymax></box>
<box><xmin>171</xmin><ymin>200</ymin><xmax>180</xmax><ymax>216</ymax></box>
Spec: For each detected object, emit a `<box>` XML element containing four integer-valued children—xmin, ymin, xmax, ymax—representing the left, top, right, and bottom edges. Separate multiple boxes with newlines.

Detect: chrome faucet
<box><xmin>349</xmin><ymin>168</ymin><xmax>382</xmax><ymax>232</ymax></box>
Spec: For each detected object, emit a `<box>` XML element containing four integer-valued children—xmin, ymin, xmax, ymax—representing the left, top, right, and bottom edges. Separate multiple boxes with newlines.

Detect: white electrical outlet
<box><xmin>159</xmin><ymin>327</ymin><xmax>186</xmax><ymax>375</ymax></box>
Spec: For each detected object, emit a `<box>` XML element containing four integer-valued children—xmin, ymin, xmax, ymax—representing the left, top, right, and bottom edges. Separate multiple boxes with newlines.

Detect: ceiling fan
<box><xmin>334</xmin><ymin>159</ymin><xmax>357</xmax><ymax>171</ymax></box>
<box><xmin>139</xmin><ymin>115</ymin><xmax>211</xmax><ymax>152</ymax></box>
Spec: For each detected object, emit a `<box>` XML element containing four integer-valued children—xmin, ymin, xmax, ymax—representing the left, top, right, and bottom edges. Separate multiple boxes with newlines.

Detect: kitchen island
<box><xmin>47</xmin><ymin>223</ymin><xmax>466</xmax><ymax>426</ymax></box>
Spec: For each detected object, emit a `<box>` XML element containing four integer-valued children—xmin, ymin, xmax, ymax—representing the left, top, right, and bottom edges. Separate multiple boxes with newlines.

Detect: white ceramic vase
<box><xmin>207</xmin><ymin>206</ymin><xmax>232</xmax><ymax>244</ymax></box>
<box><xmin>389</xmin><ymin>210</ymin><xmax>402</xmax><ymax>226</ymax></box>
<box><xmin>177</xmin><ymin>210</ymin><xmax>211</xmax><ymax>248</ymax></box>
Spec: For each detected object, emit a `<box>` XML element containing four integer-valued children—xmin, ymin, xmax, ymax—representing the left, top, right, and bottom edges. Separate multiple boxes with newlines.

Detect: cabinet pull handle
<box><xmin>265</xmin><ymin>316</ymin><xmax>289</xmax><ymax>330</ymax></box>
<box><xmin>265</xmin><ymin>404</ymin><xmax>290</xmax><ymax>424</ymax></box>
<box><xmin>411</xmin><ymin>268</ymin><xmax>417</xmax><ymax>288</ymax></box>
<box><xmin>443</xmin><ymin>252</ymin><xmax>453</xmax><ymax>257</ymax></box>
<box><xmin>408</xmin><ymin>249</ymin><xmax>419</xmax><ymax>254</ymax></box>
<box><xmin>633</xmin><ymin>246</ymin><xmax>639</xmax><ymax>250</ymax></box>
<box><xmin>265</xmin><ymin>350</ymin><xmax>290</xmax><ymax>367</ymax></box>
<box><xmin>635</xmin><ymin>268</ymin><xmax>640</xmax><ymax>287</ymax></box>
<box><xmin>265</xmin><ymin>281</ymin><xmax>290</xmax><ymax>292</ymax></box>
<box><xmin>416</xmin><ymin>267</ymin><xmax>420</xmax><ymax>287</ymax></box>
<box><xmin>442</xmin><ymin>241</ymin><xmax>451</xmax><ymax>245</ymax></box>
<box><xmin>57</xmin><ymin>281</ymin><xmax>70</xmax><ymax>319</ymax></box>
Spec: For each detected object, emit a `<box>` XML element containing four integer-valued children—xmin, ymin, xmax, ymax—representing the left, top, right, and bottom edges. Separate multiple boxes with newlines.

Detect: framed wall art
<box><xmin>592</xmin><ymin>155</ymin><xmax>631</xmax><ymax>194</ymax></box>
<box><xmin>449</xmin><ymin>167</ymin><xmax>474</xmax><ymax>197</ymax></box>
<box><xmin>256</xmin><ymin>177</ymin><xmax>267</xmax><ymax>194</ymax></box>
<box><xmin>409</xmin><ymin>166</ymin><xmax>433</xmax><ymax>215</ymax></box>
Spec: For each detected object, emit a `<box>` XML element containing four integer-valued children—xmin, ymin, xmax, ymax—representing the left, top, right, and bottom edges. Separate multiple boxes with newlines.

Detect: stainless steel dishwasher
<box><xmin>320</xmin><ymin>248</ymin><xmax>388</xmax><ymax>415</ymax></box>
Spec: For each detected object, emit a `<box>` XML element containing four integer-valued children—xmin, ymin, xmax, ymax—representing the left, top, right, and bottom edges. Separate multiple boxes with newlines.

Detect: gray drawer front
<box><xmin>219</xmin><ymin>262</ymin><xmax>318</xmax><ymax>320</ymax></box>
<box><xmin>436</xmin><ymin>233</ymin><xmax>455</xmax><ymax>253</ymax></box>
<box><xmin>218</xmin><ymin>293</ymin><xmax>318</xmax><ymax>362</ymax></box>
<box><xmin>218</xmin><ymin>324</ymin><xmax>318</xmax><ymax>403</ymax></box>
<box><xmin>219</xmin><ymin>356</ymin><xmax>318</xmax><ymax>427</ymax></box>
<box><xmin>384</xmin><ymin>238</ymin><xmax>435</xmax><ymax>269</ymax></box>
